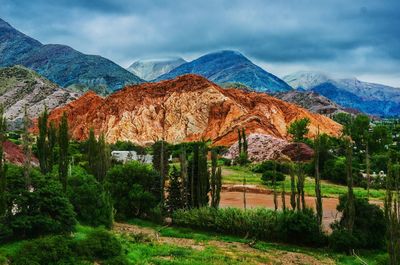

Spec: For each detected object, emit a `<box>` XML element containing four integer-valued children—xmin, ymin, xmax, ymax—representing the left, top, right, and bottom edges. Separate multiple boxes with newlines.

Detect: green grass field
<box><xmin>0</xmin><ymin>222</ymin><xmax>388</xmax><ymax>265</ymax></box>
<box><xmin>221</xmin><ymin>165</ymin><xmax>386</xmax><ymax>200</ymax></box>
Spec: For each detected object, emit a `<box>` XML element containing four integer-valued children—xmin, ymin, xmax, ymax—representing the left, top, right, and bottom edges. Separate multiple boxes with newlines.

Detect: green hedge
<box><xmin>173</xmin><ymin>207</ymin><xmax>325</xmax><ymax>246</ymax></box>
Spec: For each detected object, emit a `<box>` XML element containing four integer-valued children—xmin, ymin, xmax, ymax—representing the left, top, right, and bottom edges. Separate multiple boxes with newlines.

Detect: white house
<box><xmin>111</xmin><ymin>151</ymin><xmax>153</xmax><ymax>164</ymax></box>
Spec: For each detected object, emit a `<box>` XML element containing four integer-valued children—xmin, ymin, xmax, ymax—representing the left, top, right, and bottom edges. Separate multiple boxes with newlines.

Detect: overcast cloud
<box><xmin>1</xmin><ymin>0</ymin><xmax>400</xmax><ymax>86</ymax></box>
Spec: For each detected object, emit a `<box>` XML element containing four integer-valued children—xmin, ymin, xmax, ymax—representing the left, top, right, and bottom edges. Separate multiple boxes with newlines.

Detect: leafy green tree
<box><xmin>350</xmin><ymin>114</ymin><xmax>370</xmax><ymax>149</ymax></box>
<box><xmin>0</xmin><ymin>165</ymin><xmax>76</xmax><ymax>242</ymax></box>
<box><xmin>106</xmin><ymin>161</ymin><xmax>160</xmax><ymax>220</ymax></box>
<box><xmin>86</xmin><ymin>129</ymin><xmax>110</xmax><ymax>183</ymax></box>
<box><xmin>369</xmin><ymin>125</ymin><xmax>392</xmax><ymax>153</ymax></box>
<box><xmin>333</xmin><ymin>113</ymin><xmax>352</xmax><ymax>135</ymax></box>
<box><xmin>331</xmin><ymin>195</ymin><xmax>386</xmax><ymax>250</ymax></box>
<box><xmin>67</xmin><ymin>166</ymin><xmax>113</xmax><ymax>228</ymax></box>
<box><xmin>58</xmin><ymin>112</ymin><xmax>69</xmax><ymax>191</ymax></box>
<box><xmin>287</xmin><ymin>118</ymin><xmax>310</xmax><ymax>142</ymax></box>
<box><xmin>166</xmin><ymin>166</ymin><xmax>186</xmax><ymax>213</ymax></box>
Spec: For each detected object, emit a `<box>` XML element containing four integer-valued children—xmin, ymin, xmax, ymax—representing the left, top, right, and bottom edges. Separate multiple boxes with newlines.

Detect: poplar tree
<box><xmin>22</xmin><ymin>106</ymin><xmax>32</xmax><ymax>189</ymax></box>
<box><xmin>314</xmin><ymin>130</ymin><xmax>323</xmax><ymax>227</ymax></box>
<box><xmin>273</xmin><ymin>162</ymin><xmax>278</xmax><ymax>211</ymax></box>
<box><xmin>58</xmin><ymin>112</ymin><xmax>69</xmax><ymax>192</ymax></box>
<box><xmin>237</xmin><ymin>128</ymin><xmax>242</xmax><ymax>154</ymax></box>
<box><xmin>87</xmin><ymin>128</ymin><xmax>97</xmax><ymax>176</ymax></box>
<box><xmin>289</xmin><ymin>162</ymin><xmax>297</xmax><ymax>210</ymax></box>
<box><xmin>166</xmin><ymin>166</ymin><xmax>185</xmax><ymax>213</ymax></box>
<box><xmin>343</xmin><ymin>136</ymin><xmax>355</xmax><ymax>234</ymax></box>
<box><xmin>179</xmin><ymin>146</ymin><xmax>188</xmax><ymax>207</ymax></box>
<box><xmin>385</xmin><ymin>161</ymin><xmax>400</xmax><ymax>265</ymax></box>
<box><xmin>96</xmin><ymin>133</ymin><xmax>110</xmax><ymax>183</ymax></box>
<box><xmin>0</xmin><ymin>106</ymin><xmax>7</xmax><ymax>216</ymax></box>
<box><xmin>152</xmin><ymin>140</ymin><xmax>169</xmax><ymax>204</ymax></box>
<box><xmin>242</xmin><ymin>128</ymin><xmax>248</xmax><ymax>155</ymax></box>
<box><xmin>37</xmin><ymin>106</ymin><xmax>49</xmax><ymax>174</ymax></box>
<box><xmin>47</xmin><ymin>121</ymin><xmax>57</xmax><ymax>173</ymax></box>
<box><xmin>210</xmin><ymin>149</ymin><xmax>222</xmax><ymax>208</ymax></box>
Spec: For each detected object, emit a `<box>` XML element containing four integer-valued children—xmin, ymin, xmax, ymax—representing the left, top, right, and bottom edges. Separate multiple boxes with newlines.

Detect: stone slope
<box><xmin>43</xmin><ymin>74</ymin><xmax>341</xmax><ymax>146</ymax></box>
<box><xmin>0</xmin><ymin>65</ymin><xmax>80</xmax><ymax>129</ymax></box>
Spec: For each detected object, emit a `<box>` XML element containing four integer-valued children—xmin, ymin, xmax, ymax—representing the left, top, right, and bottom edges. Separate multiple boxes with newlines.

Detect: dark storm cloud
<box><xmin>1</xmin><ymin>0</ymin><xmax>400</xmax><ymax>86</ymax></box>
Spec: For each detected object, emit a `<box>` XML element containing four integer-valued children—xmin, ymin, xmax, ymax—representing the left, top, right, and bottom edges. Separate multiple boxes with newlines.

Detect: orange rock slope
<box><xmin>44</xmin><ymin>74</ymin><xmax>342</xmax><ymax>146</ymax></box>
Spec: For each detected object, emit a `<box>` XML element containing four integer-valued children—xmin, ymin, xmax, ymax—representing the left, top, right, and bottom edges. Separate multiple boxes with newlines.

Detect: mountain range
<box><xmin>0</xmin><ymin>18</ymin><xmax>143</xmax><ymax>94</ymax></box>
<box><xmin>155</xmin><ymin>50</ymin><xmax>292</xmax><ymax>93</ymax></box>
<box><xmin>127</xmin><ymin>57</ymin><xmax>186</xmax><ymax>81</ymax></box>
<box><xmin>0</xmin><ymin>65</ymin><xmax>80</xmax><ymax>129</ymax></box>
<box><xmin>40</xmin><ymin>74</ymin><xmax>341</xmax><ymax>146</ymax></box>
<box><xmin>283</xmin><ymin>71</ymin><xmax>400</xmax><ymax>117</ymax></box>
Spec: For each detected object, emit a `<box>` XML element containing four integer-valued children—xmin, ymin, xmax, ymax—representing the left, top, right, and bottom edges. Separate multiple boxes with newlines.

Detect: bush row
<box><xmin>172</xmin><ymin>207</ymin><xmax>325</xmax><ymax>246</ymax></box>
<box><xmin>10</xmin><ymin>229</ymin><xmax>128</xmax><ymax>265</ymax></box>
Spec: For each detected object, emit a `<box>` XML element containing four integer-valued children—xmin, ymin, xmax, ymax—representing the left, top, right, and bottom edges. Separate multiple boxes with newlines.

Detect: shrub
<box><xmin>329</xmin><ymin>229</ymin><xmax>359</xmax><ymax>253</ymax></box>
<box><xmin>233</xmin><ymin>153</ymin><xmax>250</xmax><ymax>166</ymax></box>
<box><xmin>261</xmin><ymin>171</ymin><xmax>285</xmax><ymax>183</ymax></box>
<box><xmin>173</xmin><ymin>207</ymin><xmax>324</xmax><ymax>246</ymax></box>
<box><xmin>12</xmin><ymin>236</ymin><xmax>75</xmax><ymax>265</ymax></box>
<box><xmin>1</xmin><ymin>165</ymin><xmax>76</xmax><ymax>242</ymax></box>
<box><xmin>67</xmin><ymin>166</ymin><xmax>113</xmax><ymax>228</ymax></box>
<box><xmin>219</xmin><ymin>158</ymin><xmax>232</xmax><ymax>166</ymax></box>
<box><xmin>251</xmin><ymin>160</ymin><xmax>291</xmax><ymax>174</ymax></box>
<box><xmin>330</xmin><ymin>195</ymin><xmax>386</xmax><ymax>250</ymax></box>
<box><xmin>106</xmin><ymin>161</ymin><xmax>160</xmax><ymax>220</ymax></box>
<box><xmin>76</xmin><ymin>229</ymin><xmax>122</xmax><ymax>261</ymax></box>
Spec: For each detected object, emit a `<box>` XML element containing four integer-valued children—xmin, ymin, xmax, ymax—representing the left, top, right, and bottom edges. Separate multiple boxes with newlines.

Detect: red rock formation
<box><xmin>3</xmin><ymin>141</ymin><xmax>39</xmax><ymax>166</ymax></box>
<box><xmin>41</xmin><ymin>74</ymin><xmax>342</xmax><ymax>146</ymax></box>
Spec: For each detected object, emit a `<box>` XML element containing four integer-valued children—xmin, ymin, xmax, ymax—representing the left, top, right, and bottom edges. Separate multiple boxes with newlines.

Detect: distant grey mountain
<box><xmin>156</xmin><ymin>50</ymin><xmax>291</xmax><ymax>93</ymax></box>
<box><xmin>283</xmin><ymin>71</ymin><xmax>400</xmax><ymax>117</ymax></box>
<box><xmin>127</xmin><ymin>57</ymin><xmax>186</xmax><ymax>81</ymax></box>
<box><xmin>0</xmin><ymin>18</ymin><xmax>143</xmax><ymax>94</ymax></box>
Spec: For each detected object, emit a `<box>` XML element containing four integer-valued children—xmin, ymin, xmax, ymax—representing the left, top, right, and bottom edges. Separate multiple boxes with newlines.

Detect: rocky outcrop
<box><xmin>3</xmin><ymin>141</ymin><xmax>39</xmax><ymax>166</ymax></box>
<box><xmin>42</xmin><ymin>74</ymin><xmax>342</xmax><ymax>146</ymax></box>
<box><xmin>274</xmin><ymin>90</ymin><xmax>347</xmax><ymax>115</ymax></box>
<box><xmin>223</xmin><ymin>133</ymin><xmax>314</xmax><ymax>162</ymax></box>
<box><xmin>0</xmin><ymin>66</ymin><xmax>80</xmax><ymax>129</ymax></box>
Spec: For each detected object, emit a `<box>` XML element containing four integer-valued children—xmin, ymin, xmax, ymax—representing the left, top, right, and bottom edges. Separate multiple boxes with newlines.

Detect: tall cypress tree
<box><xmin>96</xmin><ymin>133</ymin><xmax>110</xmax><ymax>183</ymax></box>
<box><xmin>179</xmin><ymin>146</ymin><xmax>188</xmax><ymax>207</ymax></box>
<box><xmin>344</xmin><ymin>136</ymin><xmax>355</xmax><ymax>234</ymax></box>
<box><xmin>289</xmin><ymin>162</ymin><xmax>296</xmax><ymax>210</ymax></box>
<box><xmin>58</xmin><ymin>112</ymin><xmax>69</xmax><ymax>192</ymax></box>
<box><xmin>210</xmin><ymin>149</ymin><xmax>222</xmax><ymax>208</ymax></box>
<box><xmin>314</xmin><ymin>130</ymin><xmax>323</xmax><ymax>227</ymax></box>
<box><xmin>47</xmin><ymin>121</ymin><xmax>57</xmax><ymax>173</ymax></box>
<box><xmin>37</xmin><ymin>107</ymin><xmax>49</xmax><ymax>174</ymax></box>
<box><xmin>242</xmin><ymin>128</ymin><xmax>248</xmax><ymax>156</ymax></box>
<box><xmin>237</xmin><ymin>128</ymin><xmax>242</xmax><ymax>155</ymax></box>
<box><xmin>87</xmin><ymin>128</ymin><xmax>97</xmax><ymax>177</ymax></box>
<box><xmin>152</xmin><ymin>140</ymin><xmax>169</xmax><ymax>204</ymax></box>
<box><xmin>166</xmin><ymin>166</ymin><xmax>185</xmax><ymax>213</ymax></box>
<box><xmin>22</xmin><ymin>106</ymin><xmax>32</xmax><ymax>189</ymax></box>
<box><xmin>0</xmin><ymin>106</ymin><xmax>7</xmax><ymax>216</ymax></box>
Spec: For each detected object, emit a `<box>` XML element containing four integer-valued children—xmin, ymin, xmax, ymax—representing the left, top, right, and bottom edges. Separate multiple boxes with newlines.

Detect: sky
<box><xmin>1</xmin><ymin>0</ymin><xmax>400</xmax><ymax>87</ymax></box>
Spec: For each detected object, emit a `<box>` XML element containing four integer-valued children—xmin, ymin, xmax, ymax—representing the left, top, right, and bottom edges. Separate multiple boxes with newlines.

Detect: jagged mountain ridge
<box><xmin>0</xmin><ymin>65</ymin><xmax>80</xmax><ymax>129</ymax></box>
<box><xmin>283</xmin><ymin>71</ymin><xmax>400</xmax><ymax>116</ymax></box>
<box><xmin>127</xmin><ymin>57</ymin><xmax>186</xmax><ymax>81</ymax></box>
<box><xmin>40</xmin><ymin>74</ymin><xmax>341</xmax><ymax>146</ymax></box>
<box><xmin>156</xmin><ymin>50</ymin><xmax>291</xmax><ymax>93</ymax></box>
<box><xmin>274</xmin><ymin>90</ymin><xmax>348</xmax><ymax>115</ymax></box>
<box><xmin>0</xmin><ymin>18</ymin><xmax>143</xmax><ymax>94</ymax></box>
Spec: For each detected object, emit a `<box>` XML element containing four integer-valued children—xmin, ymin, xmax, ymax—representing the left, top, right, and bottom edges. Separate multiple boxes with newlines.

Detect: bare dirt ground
<box><xmin>220</xmin><ymin>186</ymin><xmax>340</xmax><ymax>231</ymax></box>
<box><xmin>114</xmin><ymin>222</ymin><xmax>337</xmax><ymax>265</ymax></box>
<box><xmin>220</xmin><ymin>185</ymin><xmax>383</xmax><ymax>231</ymax></box>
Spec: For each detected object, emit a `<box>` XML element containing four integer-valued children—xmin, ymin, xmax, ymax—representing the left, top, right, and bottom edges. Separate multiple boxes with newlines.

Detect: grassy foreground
<box><xmin>0</xmin><ymin>221</ymin><xmax>387</xmax><ymax>265</ymax></box>
<box><xmin>222</xmin><ymin>166</ymin><xmax>386</xmax><ymax>200</ymax></box>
